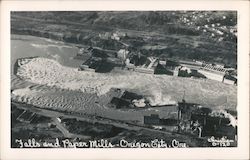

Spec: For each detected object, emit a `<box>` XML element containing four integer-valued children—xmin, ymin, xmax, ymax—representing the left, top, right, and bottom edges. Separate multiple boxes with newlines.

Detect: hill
<box><xmin>11</xmin><ymin>11</ymin><xmax>237</xmax><ymax>67</ymax></box>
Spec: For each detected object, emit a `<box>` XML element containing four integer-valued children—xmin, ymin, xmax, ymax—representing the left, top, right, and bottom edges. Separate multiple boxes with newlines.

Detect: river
<box><xmin>11</xmin><ymin>34</ymin><xmax>237</xmax><ymax>124</ymax></box>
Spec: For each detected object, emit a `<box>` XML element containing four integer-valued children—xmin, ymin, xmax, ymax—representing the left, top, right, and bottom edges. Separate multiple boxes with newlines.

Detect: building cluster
<box><xmin>77</xmin><ymin>42</ymin><xmax>237</xmax><ymax>85</ymax></box>
<box><xmin>178</xmin><ymin>12</ymin><xmax>237</xmax><ymax>41</ymax></box>
<box><xmin>78</xmin><ymin>47</ymin><xmax>122</xmax><ymax>73</ymax></box>
<box><xmin>143</xmin><ymin>100</ymin><xmax>237</xmax><ymax>140</ymax></box>
<box><xmin>120</xmin><ymin>51</ymin><xmax>237</xmax><ymax>85</ymax></box>
<box><xmin>198</xmin><ymin>63</ymin><xmax>236</xmax><ymax>84</ymax></box>
<box><xmin>125</xmin><ymin>56</ymin><xmax>159</xmax><ymax>74</ymax></box>
<box><xmin>174</xmin><ymin>60</ymin><xmax>237</xmax><ymax>85</ymax></box>
<box><xmin>77</xmin><ymin>46</ymin><xmax>237</xmax><ymax>85</ymax></box>
<box><xmin>98</xmin><ymin>31</ymin><xmax>127</xmax><ymax>41</ymax></box>
<box><xmin>106</xmin><ymin>87</ymin><xmax>237</xmax><ymax>140</ymax></box>
<box><xmin>116</xmin><ymin>50</ymin><xmax>161</xmax><ymax>74</ymax></box>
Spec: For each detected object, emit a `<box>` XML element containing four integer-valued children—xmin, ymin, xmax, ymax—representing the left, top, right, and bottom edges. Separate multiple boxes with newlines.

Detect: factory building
<box><xmin>198</xmin><ymin>64</ymin><xmax>226</xmax><ymax>82</ymax></box>
<box><xmin>124</xmin><ymin>56</ymin><xmax>158</xmax><ymax>74</ymax></box>
<box><xmin>198</xmin><ymin>69</ymin><xmax>225</xmax><ymax>82</ymax></box>
<box><xmin>144</xmin><ymin>114</ymin><xmax>160</xmax><ymax>125</ymax></box>
<box><xmin>134</xmin><ymin>57</ymin><xmax>158</xmax><ymax>74</ymax></box>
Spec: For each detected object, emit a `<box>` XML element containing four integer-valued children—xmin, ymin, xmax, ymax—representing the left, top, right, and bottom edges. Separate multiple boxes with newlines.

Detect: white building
<box><xmin>125</xmin><ymin>59</ymin><xmax>135</xmax><ymax>70</ymax></box>
<box><xmin>117</xmin><ymin>49</ymin><xmax>129</xmax><ymax>61</ymax></box>
<box><xmin>180</xmin><ymin>66</ymin><xmax>192</xmax><ymax>74</ymax></box>
<box><xmin>198</xmin><ymin>64</ymin><xmax>226</xmax><ymax>82</ymax></box>
<box><xmin>223</xmin><ymin>78</ymin><xmax>235</xmax><ymax>85</ymax></box>
<box><xmin>198</xmin><ymin>69</ymin><xmax>225</xmax><ymax>82</ymax></box>
<box><xmin>111</xmin><ymin>33</ymin><xmax>120</xmax><ymax>41</ymax></box>
<box><xmin>132</xmin><ymin>99</ymin><xmax>146</xmax><ymax>108</ymax></box>
<box><xmin>159</xmin><ymin>60</ymin><xmax>167</xmax><ymax>65</ymax></box>
<box><xmin>195</xmin><ymin>60</ymin><xmax>203</xmax><ymax>66</ymax></box>
<box><xmin>173</xmin><ymin>66</ymin><xmax>181</xmax><ymax>76</ymax></box>
<box><xmin>111</xmin><ymin>31</ymin><xmax>127</xmax><ymax>41</ymax></box>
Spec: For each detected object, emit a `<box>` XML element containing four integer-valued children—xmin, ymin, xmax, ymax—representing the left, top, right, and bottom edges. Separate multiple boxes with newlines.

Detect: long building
<box><xmin>198</xmin><ymin>64</ymin><xmax>227</xmax><ymax>82</ymax></box>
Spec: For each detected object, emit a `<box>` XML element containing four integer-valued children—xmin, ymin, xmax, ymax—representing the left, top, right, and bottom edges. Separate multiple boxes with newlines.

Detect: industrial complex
<box><xmin>76</xmin><ymin>43</ymin><xmax>237</xmax><ymax>85</ymax></box>
<box><xmin>11</xmin><ymin>10</ymin><xmax>238</xmax><ymax>148</ymax></box>
<box><xmin>71</xmin><ymin>30</ymin><xmax>238</xmax><ymax>141</ymax></box>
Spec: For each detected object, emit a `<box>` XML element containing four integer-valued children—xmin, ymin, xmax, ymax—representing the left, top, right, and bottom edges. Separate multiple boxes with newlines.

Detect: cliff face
<box><xmin>11</xmin><ymin>11</ymin><xmax>237</xmax><ymax>67</ymax></box>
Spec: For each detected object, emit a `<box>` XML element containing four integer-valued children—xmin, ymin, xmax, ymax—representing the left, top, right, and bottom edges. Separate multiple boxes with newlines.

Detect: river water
<box><xmin>11</xmin><ymin>34</ymin><xmax>82</xmax><ymax>74</ymax></box>
<box><xmin>11</xmin><ymin>34</ymin><xmax>237</xmax><ymax>124</ymax></box>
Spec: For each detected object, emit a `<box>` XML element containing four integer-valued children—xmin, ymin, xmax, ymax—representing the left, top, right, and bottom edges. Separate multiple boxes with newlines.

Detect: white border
<box><xmin>1</xmin><ymin>1</ymin><xmax>249</xmax><ymax>160</ymax></box>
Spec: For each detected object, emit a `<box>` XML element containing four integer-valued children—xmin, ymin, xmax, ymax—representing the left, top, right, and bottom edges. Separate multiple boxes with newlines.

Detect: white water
<box><xmin>15</xmin><ymin>57</ymin><xmax>237</xmax><ymax>108</ymax></box>
<box><xmin>11</xmin><ymin>35</ymin><xmax>237</xmax><ymax>123</ymax></box>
